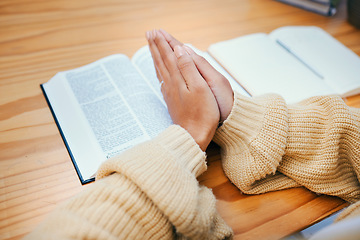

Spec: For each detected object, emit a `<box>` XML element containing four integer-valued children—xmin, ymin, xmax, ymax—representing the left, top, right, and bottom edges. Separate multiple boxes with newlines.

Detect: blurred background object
<box><xmin>276</xmin><ymin>0</ymin><xmax>340</xmax><ymax>16</ymax></box>
<box><xmin>348</xmin><ymin>0</ymin><xmax>360</xmax><ymax>28</ymax></box>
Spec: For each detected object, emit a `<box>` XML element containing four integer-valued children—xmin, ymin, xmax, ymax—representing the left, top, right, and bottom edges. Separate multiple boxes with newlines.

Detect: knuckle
<box><xmin>220</xmin><ymin>75</ymin><xmax>229</xmax><ymax>84</ymax></box>
<box><xmin>169</xmin><ymin>39</ymin><xmax>181</xmax><ymax>48</ymax></box>
<box><xmin>195</xmin><ymin>55</ymin><xmax>207</xmax><ymax>65</ymax></box>
<box><xmin>177</xmin><ymin>56</ymin><xmax>193</xmax><ymax>71</ymax></box>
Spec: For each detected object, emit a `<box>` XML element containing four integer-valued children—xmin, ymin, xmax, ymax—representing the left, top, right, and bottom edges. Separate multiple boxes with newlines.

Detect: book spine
<box><xmin>40</xmin><ymin>84</ymin><xmax>95</xmax><ymax>185</ymax></box>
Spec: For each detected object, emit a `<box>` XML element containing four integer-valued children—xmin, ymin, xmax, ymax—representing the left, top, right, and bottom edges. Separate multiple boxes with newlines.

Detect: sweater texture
<box><xmin>214</xmin><ymin>92</ymin><xmax>360</xmax><ymax>227</ymax></box>
<box><xmin>25</xmin><ymin>93</ymin><xmax>360</xmax><ymax>239</ymax></box>
<box><xmin>25</xmin><ymin>126</ymin><xmax>233</xmax><ymax>239</ymax></box>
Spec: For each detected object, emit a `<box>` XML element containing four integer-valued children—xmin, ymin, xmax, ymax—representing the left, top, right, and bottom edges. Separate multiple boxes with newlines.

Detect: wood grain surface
<box><xmin>0</xmin><ymin>0</ymin><xmax>359</xmax><ymax>239</ymax></box>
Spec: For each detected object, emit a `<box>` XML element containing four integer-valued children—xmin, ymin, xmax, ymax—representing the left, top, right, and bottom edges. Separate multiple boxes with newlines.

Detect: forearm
<box><xmin>214</xmin><ymin>92</ymin><xmax>299</xmax><ymax>194</ymax></box>
<box><xmin>25</xmin><ymin>173</ymin><xmax>172</xmax><ymax>240</ymax></box>
<box><xmin>214</xmin><ymin>93</ymin><xmax>360</xmax><ymax>202</ymax></box>
<box><xmin>25</xmin><ymin>126</ymin><xmax>232</xmax><ymax>240</ymax></box>
<box><xmin>96</xmin><ymin>125</ymin><xmax>232</xmax><ymax>239</ymax></box>
<box><xmin>279</xmin><ymin>95</ymin><xmax>360</xmax><ymax>201</ymax></box>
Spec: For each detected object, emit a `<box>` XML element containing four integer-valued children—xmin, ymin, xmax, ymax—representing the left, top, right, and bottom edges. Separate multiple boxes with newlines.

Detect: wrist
<box><xmin>191</xmin><ymin>125</ymin><xmax>217</xmax><ymax>152</ymax></box>
<box><xmin>219</xmin><ymin>89</ymin><xmax>234</xmax><ymax>123</ymax></box>
<box><xmin>214</xmin><ymin>93</ymin><xmax>287</xmax><ymax>152</ymax></box>
<box><xmin>150</xmin><ymin>125</ymin><xmax>208</xmax><ymax>177</ymax></box>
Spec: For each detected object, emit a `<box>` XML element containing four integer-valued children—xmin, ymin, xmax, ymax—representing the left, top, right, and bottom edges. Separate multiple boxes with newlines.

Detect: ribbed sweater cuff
<box><xmin>215</xmin><ymin>92</ymin><xmax>288</xmax><ymax>153</ymax></box>
<box><xmin>154</xmin><ymin>125</ymin><xmax>207</xmax><ymax>177</ymax></box>
<box><xmin>96</xmin><ymin>125</ymin><xmax>207</xmax><ymax>180</ymax></box>
<box><xmin>214</xmin><ymin>92</ymin><xmax>267</xmax><ymax>151</ymax></box>
<box><xmin>213</xmin><ymin>93</ymin><xmax>289</xmax><ymax>187</ymax></box>
<box><xmin>94</xmin><ymin>126</ymin><xmax>215</xmax><ymax>238</ymax></box>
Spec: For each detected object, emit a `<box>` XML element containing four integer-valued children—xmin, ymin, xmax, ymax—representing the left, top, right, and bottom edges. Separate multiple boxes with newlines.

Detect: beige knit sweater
<box><xmin>25</xmin><ymin>93</ymin><xmax>360</xmax><ymax>239</ymax></box>
<box><xmin>214</xmin><ymin>93</ymin><xmax>360</xmax><ymax>221</ymax></box>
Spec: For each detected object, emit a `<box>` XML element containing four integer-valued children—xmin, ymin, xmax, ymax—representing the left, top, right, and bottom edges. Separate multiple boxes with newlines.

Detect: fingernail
<box><xmin>152</xmin><ymin>29</ymin><xmax>157</xmax><ymax>40</ymax></box>
<box><xmin>174</xmin><ymin>45</ymin><xmax>187</xmax><ymax>58</ymax></box>
<box><xmin>146</xmin><ymin>31</ymin><xmax>151</xmax><ymax>40</ymax></box>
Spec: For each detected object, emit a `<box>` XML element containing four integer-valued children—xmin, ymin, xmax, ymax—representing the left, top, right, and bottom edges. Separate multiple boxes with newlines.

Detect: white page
<box><xmin>187</xmin><ymin>44</ymin><xmax>250</xmax><ymax>97</ymax></box>
<box><xmin>209</xmin><ymin>33</ymin><xmax>336</xmax><ymax>104</ymax></box>
<box><xmin>44</xmin><ymin>54</ymin><xmax>168</xmax><ymax>182</ymax></box>
<box><xmin>44</xmin><ymin>72</ymin><xmax>106</xmax><ymax>181</ymax></box>
<box><xmin>269</xmin><ymin>26</ymin><xmax>360</xmax><ymax>97</ymax></box>
<box><xmin>67</xmin><ymin>55</ymin><xmax>151</xmax><ymax>158</ymax></box>
<box><xmin>106</xmin><ymin>51</ymin><xmax>172</xmax><ymax>139</ymax></box>
<box><xmin>131</xmin><ymin>46</ymin><xmax>166</xmax><ymax>105</ymax></box>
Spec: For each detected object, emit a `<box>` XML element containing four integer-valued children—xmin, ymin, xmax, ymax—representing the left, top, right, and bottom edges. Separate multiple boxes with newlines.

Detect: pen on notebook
<box><xmin>276</xmin><ymin>39</ymin><xmax>324</xmax><ymax>80</ymax></box>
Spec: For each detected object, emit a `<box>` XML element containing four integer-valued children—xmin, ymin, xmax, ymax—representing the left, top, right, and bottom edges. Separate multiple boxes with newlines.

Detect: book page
<box><xmin>131</xmin><ymin>46</ymin><xmax>165</xmax><ymax>103</ymax></box>
<box><xmin>187</xmin><ymin>45</ymin><xmax>250</xmax><ymax>97</ymax></box>
<box><xmin>208</xmin><ymin>33</ymin><xmax>336</xmax><ymax>104</ymax></box>
<box><xmin>106</xmin><ymin>52</ymin><xmax>172</xmax><ymax>139</ymax></box>
<box><xmin>43</xmin><ymin>54</ymin><xmax>172</xmax><ymax>182</ymax></box>
<box><xmin>43</xmin><ymin>72</ymin><xmax>106</xmax><ymax>182</ymax></box>
<box><xmin>66</xmin><ymin>55</ymin><xmax>152</xmax><ymax>159</ymax></box>
<box><xmin>269</xmin><ymin>26</ymin><xmax>360</xmax><ymax>97</ymax></box>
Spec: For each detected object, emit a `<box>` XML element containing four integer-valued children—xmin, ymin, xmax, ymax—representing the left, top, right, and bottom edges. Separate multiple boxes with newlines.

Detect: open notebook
<box><xmin>208</xmin><ymin>26</ymin><xmax>360</xmax><ymax>104</ymax></box>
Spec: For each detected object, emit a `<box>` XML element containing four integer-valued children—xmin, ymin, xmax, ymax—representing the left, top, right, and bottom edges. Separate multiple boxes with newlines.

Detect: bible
<box><xmin>41</xmin><ymin>45</ymin><xmax>245</xmax><ymax>184</ymax></box>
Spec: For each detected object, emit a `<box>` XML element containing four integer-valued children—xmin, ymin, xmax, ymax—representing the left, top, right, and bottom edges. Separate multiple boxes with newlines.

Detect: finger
<box><xmin>147</xmin><ymin>31</ymin><xmax>171</xmax><ymax>99</ymax></box>
<box><xmin>147</xmin><ymin>30</ymin><xmax>170</xmax><ymax>84</ymax></box>
<box><xmin>159</xmin><ymin>29</ymin><xmax>183</xmax><ymax>50</ymax></box>
<box><xmin>174</xmin><ymin>45</ymin><xmax>207</xmax><ymax>91</ymax></box>
<box><xmin>183</xmin><ymin>46</ymin><xmax>226</xmax><ymax>86</ymax></box>
<box><xmin>153</xmin><ymin>30</ymin><xmax>187</xmax><ymax>90</ymax></box>
<box><xmin>154</xmin><ymin>65</ymin><xmax>166</xmax><ymax>95</ymax></box>
<box><xmin>153</xmin><ymin>30</ymin><xmax>180</xmax><ymax>75</ymax></box>
<box><xmin>183</xmin><ymin>46</ymin><xmax>233</xmax><ymax>122</ymax></box>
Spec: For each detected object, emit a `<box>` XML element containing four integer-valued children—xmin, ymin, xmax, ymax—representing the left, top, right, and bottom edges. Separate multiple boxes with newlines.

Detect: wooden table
<box><xmin>1</xmin><ymin>0</ymin><xmax>359</xmax><ymax>239</ymax></box>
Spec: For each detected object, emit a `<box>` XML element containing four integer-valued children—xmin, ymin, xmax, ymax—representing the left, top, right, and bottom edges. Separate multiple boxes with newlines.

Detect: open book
<box><xmin>42</xmin><ymin>26</ymin><xmax>360</xmax><ymax>184</ymax></box>
<box><xmin>208</xmin><ymin>26</ymin><xmax>360</xmax><ymax>104</ymax></box>
<box><xmin>42</xmin><ymin>45</ymin><xmax>246</xmax><ymax>184</ymax></box>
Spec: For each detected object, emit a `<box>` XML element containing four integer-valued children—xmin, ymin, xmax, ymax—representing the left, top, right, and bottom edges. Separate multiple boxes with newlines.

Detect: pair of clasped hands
<box><xmin>146</xmin><ymin>29</ymin><xmax>234</xmax><ymax>151</ymax></box>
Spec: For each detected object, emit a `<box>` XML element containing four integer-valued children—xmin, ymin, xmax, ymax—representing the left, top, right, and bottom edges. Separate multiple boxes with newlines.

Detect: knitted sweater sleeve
<box><xmin>214</xmin><ymin>92</ymin><xmax>360</xmax><ymax>203</ymax></box>
<box><xmin>24</xmin><ymin>126</ymin><xmax>233</xmax><ymax>240</ymax></box>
